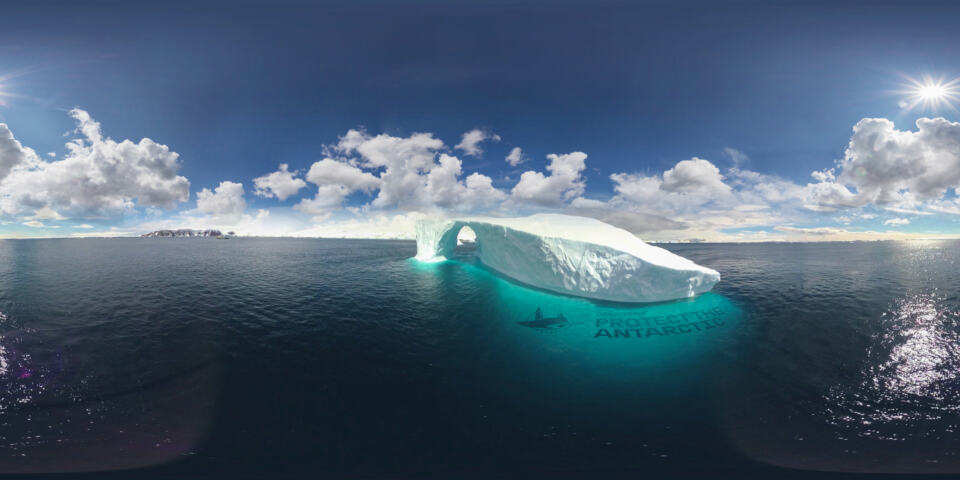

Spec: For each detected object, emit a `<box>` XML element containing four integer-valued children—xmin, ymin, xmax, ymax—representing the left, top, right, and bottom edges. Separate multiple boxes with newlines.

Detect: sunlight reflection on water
<box><xmin>0</xmin><ymin>311</ymin><xmax>48</xmax><ymax>414</ymax></box>
<box><xmin>879</xmin><ymin>295</ymin><xmax>960</xmax><ymax>397</ymax></box>
<box><xmin>824</xmin><ymin>293</ymin><xmax>960</xmax><ymax>440</ymax></box>
<box><xmin>0</xmin><ymin>312</ymin><xmax>8</xmax><ymax>376</ymax></box>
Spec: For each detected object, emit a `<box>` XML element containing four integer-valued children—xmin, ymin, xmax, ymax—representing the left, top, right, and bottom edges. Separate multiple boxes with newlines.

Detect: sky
<box><xmin>3</xmin><ymin>0</ymin><xmax>960</xmax><ymax>241</ymax></box>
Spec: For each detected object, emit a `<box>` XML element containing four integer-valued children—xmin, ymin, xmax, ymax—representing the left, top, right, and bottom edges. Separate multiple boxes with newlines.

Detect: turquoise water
<box><xmin>0</xmin><ymin>238</ymin><xmax>959</xmax><ymax>476</ymax></box>
<box><xmin>410</xmin><ymin>257</ymin><xmax>741</xmax><ymax>386</ymax></box>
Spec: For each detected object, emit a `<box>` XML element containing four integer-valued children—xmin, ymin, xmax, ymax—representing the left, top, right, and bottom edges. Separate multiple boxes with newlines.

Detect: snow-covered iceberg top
<box><xmin>414</xmin><ymin>214</ymin><xmax>720</xmax><ymax>303</ymax></box>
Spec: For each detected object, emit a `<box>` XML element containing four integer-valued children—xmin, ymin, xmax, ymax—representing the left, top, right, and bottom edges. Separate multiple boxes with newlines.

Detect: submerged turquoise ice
<box><xmin>409</xmin><ymin>254</ymin><xmax>743</xmax><ymax>379</ymax></box>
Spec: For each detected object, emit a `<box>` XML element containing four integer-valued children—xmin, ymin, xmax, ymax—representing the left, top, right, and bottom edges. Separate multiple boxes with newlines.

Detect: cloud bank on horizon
<box><xmin>3</xmin><ymin>108</ymin><xmax>960</xmax><ymax>242</ymax></box>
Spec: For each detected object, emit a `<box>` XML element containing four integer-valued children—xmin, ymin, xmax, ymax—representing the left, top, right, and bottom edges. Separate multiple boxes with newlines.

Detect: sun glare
<box><xmin>899</xmin><ymin>75</ymin><xmax>960</xmax><ymax>112</ymax></box>
<box><xmin>919</xmin><ymin>84</ymin><xmax>946</xmax><ymax>100</ymax></box>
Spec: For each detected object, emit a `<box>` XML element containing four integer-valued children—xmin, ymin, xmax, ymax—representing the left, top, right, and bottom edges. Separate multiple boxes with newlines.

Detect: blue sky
<box><xmin>3</xmin><ymin>0</ymin><xmax>960</xmax><ymax>240</ymax></box>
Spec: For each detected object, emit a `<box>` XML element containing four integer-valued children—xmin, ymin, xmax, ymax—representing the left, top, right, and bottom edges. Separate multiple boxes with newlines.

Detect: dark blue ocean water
<box><xmin>1</xmin><ymin>238</ymin><xmax>960</xmax><ymax>477</ymax></box>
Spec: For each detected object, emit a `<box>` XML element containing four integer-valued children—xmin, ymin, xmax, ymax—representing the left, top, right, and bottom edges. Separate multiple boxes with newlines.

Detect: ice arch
<box><xmin>414</xmin><ymin>214</ymin><xmax>720</xmax><ymax>303</ymax></box>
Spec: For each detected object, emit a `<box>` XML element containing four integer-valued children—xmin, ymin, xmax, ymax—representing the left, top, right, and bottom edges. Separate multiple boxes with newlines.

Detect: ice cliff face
<box><xmin>415</xmin><ymin>214</ymin><xmax>720</xmax><ymax>303</ymax></box>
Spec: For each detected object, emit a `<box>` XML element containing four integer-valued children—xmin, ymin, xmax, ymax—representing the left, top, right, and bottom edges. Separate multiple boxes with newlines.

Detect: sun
<box><xmin>898</xmin><ymin>75</ymin><xmax>960</xmax><ymax>112</ymax></box>
<box><xmin>918</xmin><ymin>84</ymin><xmax>946</xmax><ymax>101</ymax></box>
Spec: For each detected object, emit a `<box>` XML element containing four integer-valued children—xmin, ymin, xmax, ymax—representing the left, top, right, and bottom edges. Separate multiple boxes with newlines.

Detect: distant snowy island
<box><xmin>140</xmin><ymin>229</ymin><xmax>234</xmax><ymax>238</ymax></box>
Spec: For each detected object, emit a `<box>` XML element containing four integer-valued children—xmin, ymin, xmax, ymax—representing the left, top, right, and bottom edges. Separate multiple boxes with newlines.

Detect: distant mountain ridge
<box><xmin>141</xmin><ymin>229</ymin><xmax>228</xmax><ymax>238</ymax></box>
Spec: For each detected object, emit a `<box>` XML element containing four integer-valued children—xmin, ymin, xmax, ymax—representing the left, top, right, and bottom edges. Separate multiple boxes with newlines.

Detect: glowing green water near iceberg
<box><xmin>409</xmin><ymin>255</ymin><xmax>744</xmax><ymax>385</ymax></box>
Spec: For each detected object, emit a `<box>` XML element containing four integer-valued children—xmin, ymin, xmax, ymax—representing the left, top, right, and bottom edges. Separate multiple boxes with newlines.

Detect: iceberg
<box><xmin>414</xmin><ymin>214</ymin><xmax>720</xmax><ymax>303</ymax></box>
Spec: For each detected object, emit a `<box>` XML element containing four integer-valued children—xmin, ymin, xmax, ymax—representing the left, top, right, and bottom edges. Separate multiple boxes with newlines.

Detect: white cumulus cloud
<box><xmin>505</xmin><ymin>146</ymin><xmax>525</xmax><ymax>166</ymax></box>
<box><xmin>305</xmin><ymin>158</ymin><xmax>380</xmax><ymax>193</ymax></box>
<box><xmin>0</xmin><ymin>123</ymin><xmax>38</xmax><ymax>182</ymax></box>
<box><xmin>610</xmin><ymin>158</ymin><xmax>736</xmax><ymax>212</ymax></box>
<box><xmin>454</xmin><ymin>129</ymin><xmax>500</xmax><ymax>157</ymax></box>
<box><xmin>332</xmin><ymin>129</ymin><xmax>504</xmax><ymax>212</ymax></box>
<box><xmin>661</xmin><ymin>157</ymin><xmax>731</xmax><ymax>196</ymax></box>
<box><xmin>843</xmin><ymin>118</ymin><xmax>960</xmax><ymax>203</ymax></box>
<box><xmin>196</xmin><ymin>181</ymin><xmax>247</xmax><ymax>218</ymax></box>
<box><xmin>511</xmin><ymin>152</ymin><xmax>587</xmax><ymax>206</ymax></box>
<box><xmin>601</xmin><ymin>157</ymin><xmax>819</xmax><ymax>239</ymax></box>
<box><xmin>295</xmin><ymin>158</ymin><xmax>382</xmax><ymax>220</ymax></box>
<box><xmin>806</xmin><ymin>117</ymin><xmax>960</xmax><ymax>212</ymax></box>
<box><xmin>27</xmin><ymin>206</ymin><xmax>67</xmax><ymax>221</ymax></box>
<box><xmin>0</xmin><ymin>108</ymin><xmax>190</xmax><ymax>219</ymax></box>
<box><xmin>253</xmin><ymin>164</ymin><xmax>307</xmax><ymax>201</ymax></box>
<box><xmin>336</xmin><ymin>129</ymin><xmax>443</xmax><ymax>208</ymax></box>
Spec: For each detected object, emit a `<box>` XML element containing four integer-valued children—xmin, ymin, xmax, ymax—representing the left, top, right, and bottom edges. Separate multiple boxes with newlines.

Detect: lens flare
<box><xmin>898</xmin><ymin>75</ymin><xmax>960</xmax><ymax>112</ymax></box>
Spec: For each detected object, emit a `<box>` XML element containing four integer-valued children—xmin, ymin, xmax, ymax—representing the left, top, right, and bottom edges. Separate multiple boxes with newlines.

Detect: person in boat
<box><xmin>519</xmin><ymin>308</ymin><xmax>567</xmax><ymax>328</ymax></box>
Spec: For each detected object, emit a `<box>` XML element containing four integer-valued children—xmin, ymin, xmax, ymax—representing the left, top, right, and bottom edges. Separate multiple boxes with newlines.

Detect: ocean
<box><xmin>1</xmin><ymin>238</ymin><xmax>959</xmax><ymax>477</ymax></box>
